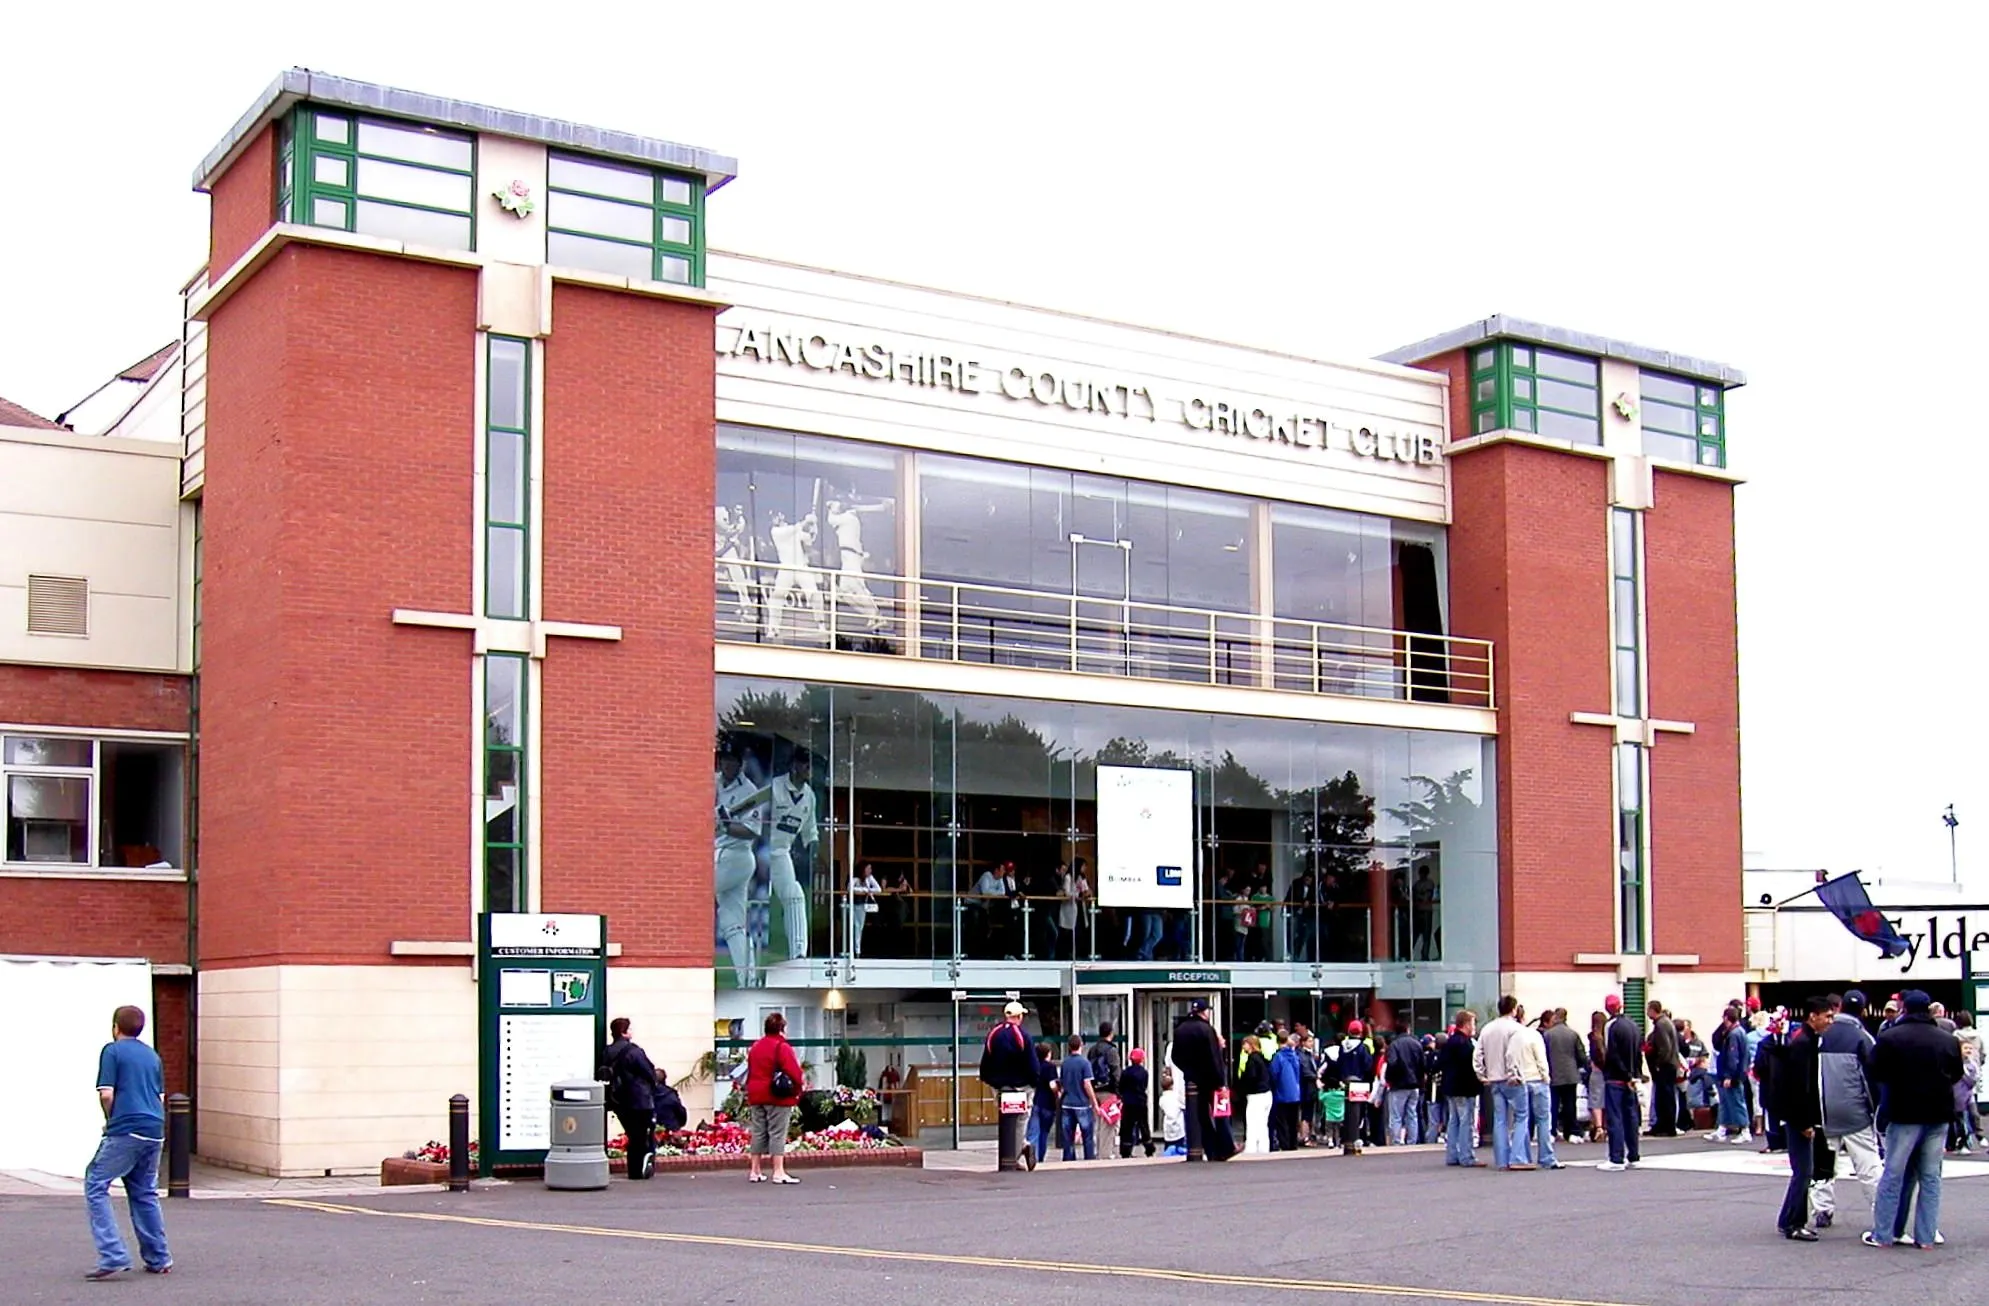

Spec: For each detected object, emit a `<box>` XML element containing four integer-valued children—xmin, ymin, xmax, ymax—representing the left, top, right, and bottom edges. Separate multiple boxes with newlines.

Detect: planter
<box><xmin>647</xmin><ymin>1147</ymin><xmax>921</xmax><ymax>1175</ymax></box>
<box><xmin>381</xmin><ymin>1157</ymin><xmax>451</xmax><ymax>1187</ymax></box>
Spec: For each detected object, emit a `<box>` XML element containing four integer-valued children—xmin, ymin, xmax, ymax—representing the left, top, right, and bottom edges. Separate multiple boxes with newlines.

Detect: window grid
<box><xmin>1468</xmin><ymin>342</ymin><xmax>1602</xmax><ymax>444</ymax></box>
<box><xmin>1610</xmin><ymin>508</ymin><xmax>1642</xmax><ymax>719</ymax></box>
<box><xmin>3</xmin><ymin>736</ymin><xmax>96</xmax><ymax>867</ymax></box>
<box><xmin>483</xmin><ymin>654</ymin><xmax>528</xmax><ymax>914</ymax></box>
<box><xmin>278</xmin><ymin>107</ymin><xmax>476</xmax><ymax>250</ymax></box>
<box><xmin>545</xmin><ymin>151</ymin><xmax>704</xmax><ymax>287</ymax></box>
<box><xmin>484</xmin><ymin>336</ymin><xmax>531</xmax><ymax>621</ymax></box>
<box><xmin>1618</xmin><ymin>741</ymin><xmax>1647</xmax><ymax>955</ymax></box>
<box><xmin>1639</xmin><ymin>370</ymin><xmax>1726</xmax><ymax>469</ymax></box>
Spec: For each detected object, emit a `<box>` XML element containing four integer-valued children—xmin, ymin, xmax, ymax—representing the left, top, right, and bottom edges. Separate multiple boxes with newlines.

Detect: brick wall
<box><xmin>199</xmin><ymin>244</ymin><xmax>475</xmax><ymax>968</ymax></box>
<box><xmin>209</xmin><ymin>124</ymin><xmax>276</xmax><ymax>276</ymax></box>
<box><xmin>1446</xmin><ymin>441</ymin><xmax>1616</xmax><ymax>971</ymax></box>
<box><xmin>539</xmin><ymin>285</ymin><xmax>716</xmax><ymax>967</ymax></box>
<box><xmin>0</xmin><ymin>878</ymin><xmax>187</xmax><ymax>963</ymax></box>
<box><xmin>0</xmin><ymin>664</ymin><xmax>188</xmax><ymax>732</ymax></box>
<box><xmin>1645</xmin><ymin>470</ymin><xmax>1743</xmax><ymax>970</ymax></box>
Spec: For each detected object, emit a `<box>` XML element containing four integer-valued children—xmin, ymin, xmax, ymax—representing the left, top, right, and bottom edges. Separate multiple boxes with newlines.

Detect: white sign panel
<box><xmin>488</xmin><ymin>913</ymin><xmax>603</xmax><ymax>954</ymax></box>
<box><xmin>496</xmin><ymin>1014</ymin><xmax>597</xmax><ymax>1152</ymax></box>
<box><xmin>1096</xmin><ymin>765</ymin><xmax>1194</xmax><ymax>908</ymax></box>
<box><xmin>0</xmin><ymin>957</ymin><xmax>154</xmax><ymax>1176</ymax></box>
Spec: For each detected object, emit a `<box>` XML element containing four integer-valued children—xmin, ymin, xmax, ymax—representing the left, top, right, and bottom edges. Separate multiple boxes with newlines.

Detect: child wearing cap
<box><xmin>1117</xmin><ymin>1048</ymin><xmax>1154</xmax><ymax>1158</ymax></box>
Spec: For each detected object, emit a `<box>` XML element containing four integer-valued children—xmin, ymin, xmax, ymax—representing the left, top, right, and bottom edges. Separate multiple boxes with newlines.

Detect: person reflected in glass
<box><xmin>1288</xmin><ymin>866</ymin><xmax>1317</xmax><ymax>964</ymax></box>
<box><xmin>849</xmin><ymin>862</ymin><xmax>880</xmax><ymax>956</ymax></box>
<box><xmin>1412</xmin><ymin>864</ymin><xmax>1440</xmax><ymax>961</ymax></box>
<box><xmin>882</xmin><ymin>866</ymin><xmax>913</xmax><ymax>957</ymax></box>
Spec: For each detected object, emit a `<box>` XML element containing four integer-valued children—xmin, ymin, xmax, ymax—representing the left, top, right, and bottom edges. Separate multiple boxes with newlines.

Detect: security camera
<box><xmin>1758</xmin><ymin>893</ymin><xmax>1773</xmax><ymax>906</ymax></box>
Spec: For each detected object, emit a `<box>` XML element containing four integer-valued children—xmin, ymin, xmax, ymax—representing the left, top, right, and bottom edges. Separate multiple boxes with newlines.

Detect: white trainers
<box><xmin>1704</xmin><ymin>1130</ymin><xmax>1727</xmax><ymax>1142</ymax></box>
<box><xmin>1597</xmin><ymin>1161</ymin><xmax>1626</xmax><ymax>1172</ymax></box>
<box><xmin>1730</xmin><ymin>1132</ymin><xmax>1752</xmax><ymax>1145</ymax></box>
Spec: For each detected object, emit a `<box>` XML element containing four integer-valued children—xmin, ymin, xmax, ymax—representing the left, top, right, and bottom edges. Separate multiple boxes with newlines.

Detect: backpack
<box><xmin>1089</xmin><ymin>1041</ymin><xmax>1118</xmax><ymax>1093</ymax></box>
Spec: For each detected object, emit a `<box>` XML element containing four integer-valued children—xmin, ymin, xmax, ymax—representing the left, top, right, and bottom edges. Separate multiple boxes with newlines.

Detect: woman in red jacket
<box><xmin>746</xmin><ymin>1012</ymin><xmax>806</xmax><ymax>1184</ymax></box>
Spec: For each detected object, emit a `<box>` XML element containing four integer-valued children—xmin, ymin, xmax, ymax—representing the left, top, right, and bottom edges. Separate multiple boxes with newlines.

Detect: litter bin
<box><xmin>545</xmin><ymin>1078</ymin><xmax>610</xmax><ymax>1190</ymax></box>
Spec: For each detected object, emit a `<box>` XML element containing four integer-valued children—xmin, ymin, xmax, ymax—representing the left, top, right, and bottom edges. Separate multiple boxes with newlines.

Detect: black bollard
<box><xmin>448</xmin><ymin>1094</ymin><xmax>471</xmax><ymax>1192</ymax></box>
<box><xmin>996</xmin><ymin>1095</ymin><xmax>1024</xmax><ymax>1172</ymax></box>
<box><xmin>1184</xmin><ymin>1083</ymin><xmax>1203</xmax><ymax>1162</ymax></box>
<box><xmin>166</xmin><ymin>1094</ymin><xmax>192</xmax><ymax>1198</ymax></box>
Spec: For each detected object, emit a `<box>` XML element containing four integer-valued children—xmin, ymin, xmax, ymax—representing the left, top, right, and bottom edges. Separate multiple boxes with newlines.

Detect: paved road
<box><xmin>3</xmin><ymin>1139</ymin><xmax>1979</xmax><ymax>1304</ymax></box>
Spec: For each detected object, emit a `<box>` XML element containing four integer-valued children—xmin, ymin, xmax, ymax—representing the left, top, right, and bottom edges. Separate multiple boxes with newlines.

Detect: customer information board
<box><xmin>477</xmin><ymin>913</ymin><xmax>606</xmax><ymax>1174</ymax></box>
<box><xmin>1095</xmin><ymin>765</ymin><xmax>1194</xmax><ymax>909</ymax></box>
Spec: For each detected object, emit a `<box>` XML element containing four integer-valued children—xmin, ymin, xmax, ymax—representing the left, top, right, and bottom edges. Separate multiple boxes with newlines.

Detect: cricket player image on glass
<box><xmin>764</xmin><ymin>511</ymin><xmax>826</xmax><ymax>641</ymax></box>
<box><xmin>714</xmin><ymin>503</ymin><xmax>754</xmax><ymax>629</ymax></box>
<box><xmin>767</xmin><ymin>747</ymin><xmax>818</xmax><ymax>963</ymax></box>
<box><xmin>714</xmin><ymin>738</ymin><xmax>768</xmax><ymax>987</ymax></box>
<box><xmin>823</xmin><ymin>493</ymin><xmax>893</xmax><ymax>634</ymax></box>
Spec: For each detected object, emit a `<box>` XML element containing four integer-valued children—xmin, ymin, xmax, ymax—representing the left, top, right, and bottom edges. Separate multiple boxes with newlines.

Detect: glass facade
<box><xmin>278</xmin><ymin>107</ymin><xmax>475</xmax><ymax>251</ymax></box>
<box><xmin>712</xmin><ymin>675</ymin><xmax>1498</xmax><ymax>988</ymax></box>
<box><xmin>1640</xmin><ymin>369</ymin><xmax>1726</xmax><ymax>468</ymax></box>
<box><xmin>1468</xmin><ymin>341</ymin><xmax>1602</xmax><ymax>446</ymax></box>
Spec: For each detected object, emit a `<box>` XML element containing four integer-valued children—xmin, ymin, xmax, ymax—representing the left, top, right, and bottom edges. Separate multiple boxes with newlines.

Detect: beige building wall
<box><xmin>0</xmin><ymin>424</ymin><xmax>185</xmax><ymax>674</ymax></box>
<box><xmin>1506</xmin><ymin>969</ymin><xmax>1743</xmax><ymax>1032</ymax></box>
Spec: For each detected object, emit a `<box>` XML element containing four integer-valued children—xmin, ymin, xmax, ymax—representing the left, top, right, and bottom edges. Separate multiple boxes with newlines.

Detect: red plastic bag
<box><xmin>1211</xmin><ymin>1087</ymin><xmax>1232</xmax><ymax>1118</ymax></box>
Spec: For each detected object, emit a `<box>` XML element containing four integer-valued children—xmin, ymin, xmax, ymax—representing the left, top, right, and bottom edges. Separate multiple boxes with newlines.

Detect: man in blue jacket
<box><xmin>1809</xmin><ymin>990</ymin><xmax>1879</xmax><ymax>1230</ymax></box>
<box><xmin>1269</xmin><ymin>1033</ymin><xmax>1304</xmax><ymax>1152</ymax></box>
<box><xmin>1707</xmin><ymin>1006</ymin><xmax>1753</xmax><ymax>1145</ymax></box>
<box><xmin>85</xmin><ymin>1006</ymin><xmax>170</xmax><ymax>1281</ymax></box>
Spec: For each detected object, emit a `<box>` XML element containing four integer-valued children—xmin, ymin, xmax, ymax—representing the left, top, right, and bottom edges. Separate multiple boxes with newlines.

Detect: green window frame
<box><xmin>485</xmin><ymin>336</ymin><xmax>531</xmax><ymax>621</ymax></box>
<box><xmin>1617</xmin><ymin>741</ymin><xmax>1647</xmax><ymax>955</ymax></box>
<box><xmin>1640</xmin><ymin>370</ymin><xmax>1725</xmax><ymax>468</ymax></box>
<box><xmin>277</xmin><ymin>105</ymin><xmax>477</xmax><ymax>252</ymax></box>
<box><xmin>1468</xmin><ymin>342</ymin><xmax>1601</xmax><ymax>445</ymax></box>
<box><xmin>545</xmin><ymin>151</ymin><xmax>704</xmax><ymax>287</ymax></box>
<box><xmin>1610</xmin><ymin>508</ymin><xmax>1641</xmax><ymax>718</ymax></box>
<box><xmin>484</xmin><ymin>653</ymin><xmax>528</xmax><ymax>914</ymax></box>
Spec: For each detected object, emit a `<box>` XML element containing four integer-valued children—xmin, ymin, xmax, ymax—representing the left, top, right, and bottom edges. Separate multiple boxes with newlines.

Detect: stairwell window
<box><xmin>545</xmin><ymin>152</ymin><xmax>703</xmax><ymax>286</ymax></box>
<box><xmin>279</xmin><ymin>108</ymin><xmax>476</xmax><ymax>252</ymax></box>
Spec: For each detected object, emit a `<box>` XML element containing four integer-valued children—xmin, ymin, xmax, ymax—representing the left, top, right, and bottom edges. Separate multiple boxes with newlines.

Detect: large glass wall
<box><xmin>713</xmin><ymin>675</ymin><xmax>1498</xmax><ymax>989</ymax></box>
<box><xmin>715</xmin><ymin>426</ymin><xmax>1450</xmax><ymax>681</ymax></box>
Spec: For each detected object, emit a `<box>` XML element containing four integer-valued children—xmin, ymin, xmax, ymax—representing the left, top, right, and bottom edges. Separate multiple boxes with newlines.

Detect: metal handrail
<box><xmin>714</xmin><ymin>557</ymin><xmax>1494</xmax><ymax>709</ymax></box>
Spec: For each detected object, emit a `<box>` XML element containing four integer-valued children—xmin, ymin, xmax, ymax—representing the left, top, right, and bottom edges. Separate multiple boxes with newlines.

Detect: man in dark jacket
<box><xmin>1598</xmin><ymin>994</ymin><xmax>1644</xmax><ymax>1170</ymax></box>
<box><xmin>1117</xmin><ymin>1048</ymin><xmax>1154</xmax><ymax>1158</ymax></box>
<box><xmin>1774</xmin><ymin>999</ymin><xmax>1832</xmax><ymax>1240</ymax></box>
<box><xmin>602</xmin><ymin>1018</ymin><xmax>661</xmax><ymax>1180</ymax></box>
<box><xmin>1711</xmin><ymin>1008</ymin><xmax>1753</xmax><ymax>1144</ymax></box>
<box><xmin>1170</xmin><ymin>1000</ymin><xmax>1235</xmax><ymax>1161</ymax></box>
<box><xmin>1644</xmin><ymin>1002</ymin><xmax>1682</xmax><ymax>1136</ymax></box>
<box><xmin>1383</xmin><ymin>1027</ymin><xmax>1424</xmax><ymax>1145</ymax></box>
<box><xmin>1437</xmin><ymin>1011</ymin><xmax>1486</xmax><ymax>1167</ymax></box>
<box><xmin>1810</xmin><ymin>991</ymin><xmax>1878</xmax><ymax>1229</ymax></box>
<box><xmin>1328</xmin><ymin>1021</ymin><xmax>1377</xmax><ymax>1155</ymax></box>
<box><xmin>1865</xmin><ymin>990</ymin><xmax>1964</xmax><ymax>1248</ymax></box>
<box><xmin>981</xmin><ymin>1001</ymin><xmax>1039</xmax><ymax>1169</ymax></box>
<box><xmin>1544</xmin><ymin>1009</ymin><xmax>1586</xmax><ymax>1142</ymax></box>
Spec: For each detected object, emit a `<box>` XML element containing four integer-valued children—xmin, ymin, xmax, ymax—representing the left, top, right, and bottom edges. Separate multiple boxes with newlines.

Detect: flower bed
<box><xmin>399</xmin><ymin>1119</ymin><xmax>916</xmax><ymax>1179</ymax></box>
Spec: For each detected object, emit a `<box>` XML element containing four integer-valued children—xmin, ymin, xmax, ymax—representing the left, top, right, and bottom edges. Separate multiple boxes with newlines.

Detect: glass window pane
<box><xmin>1698</xmin><ymin>414</ymin><xmax>1720</xmax><ymax>438</ymax></box>
<box><xmin>355</xmin><ymin>157</ymin><xmax>472</xmax><ymax>212</ymax></box>
<box><xmin>1613</xmin><ymin>577</ymin><xmax>1639</xmax><ymax>649</ymax></box>
<box><xmin>1617</xmin><ymin>744</ymin><xmax>1643</xmax><ymax>809</ymax></box>
<box><xmin>488</xmin><ymin>527</ymin><xmax>526</xmax><ymax>619</ymax></box>
<box><xmin>548</xmin><ymin>154</ymin><xmax>653</xmax><ymax>203</ymax></box>
<box><xmin>488</xmin><ymin>430</ymin><xmax>526</xmax><ymax>525</ymax></box>
<box><xmin>486</xmin><ymin>800</ymin><xmax>517</xmax><ymax>846</ymax></box>
<box><xmin>7</xmin><ymin>774</ymin><xmax>89</xmax><ymax>862</ymax></box>
<box><xmin>1534</xmin><ymin>350</ymin><xmax>1596</xmax><ymax>384</ymax></box>
<box><xmin>547</xmin><ymin>230</ymin><xmax>654</xmax><ymax>280</ymax></box>
<box><xmin>1473</xmin><ymin>347</ymin><xmax>1495</xmax><ymax>374</ymax></box>
<box><xmin>1509</xmin><ymin>407</ymin><xmax>1535</xmax><ymax>432</ymax></box>
<box><xmin>486</xmin><ymin>655</ymin><xmax>523</xmax><ymax>745</ymax></box>
<box><xmin>1614</xmin><ymin>650</ymin><xmax>1640</xmax><ymax>717</ymax></box>
<box><xmin>1698</xmin><ymin>387</ymin><xmax>1719</xmax><ymax>408</ymax></box>
<box><xmin>488</xmin><ymin>339</ymin><xmax>528</xmax><ymax>431</ymax></box>
<box><xmin>1536</xmin><ymin>377</ymin><xmax>1598</xmax><ymax>415</ymax></box>
<box><xmin>1474</xmin><ymin>410</ymin><xmax>1495</xmax><ymax>433</ymax></box>
<box><xmin>659</xmin><ymin>214</ymin><xmax>692</xmax><ymax>245</ymax></box>
<box><xmin>547</xmin><ymin>190</ymin><xmax>654</xmax><ymax>242</ymax></box>
<box><xmin>1639</xmin><ymin>372</ymin><xmax>1695</xmax><ymax>406</ymax></box>
<box><xmin>660</xmin><ymin>175</ymin><xmax>694</xmax><ymax>207</ymax></box>
<box><xmin>1611</xmin><ymin>509</ymin><xmax>1637</xmax><ymax>574</ymax></box>
<box><xmin>314</xmin><ymin>113</ymin><xmax>351</xmax><ymax>146</ymax></box>
<box><xmin>1511</xmin><ymin>376</ymin><xmax>1533</xmax><ymax>401</ymax></box>
<box><xmin>1534</xmin><ymin>408</ymin><xmax>1599</xmax><ymax>445</ymax></box>
<box><xmin>356</xmin><ymin>120</ymin><xmax>472</xmax><ymax>170</ymax></box>
<box><xmin>314</xmin><ymin>155</ymin><xmax>349</xmax><ymax>188</ymax></box>
<box><xmin>1641</xmin><ymin>400</ymin><xmax>1696</xmax><ymax>435</ymax></box>
<box><xmin>1698</xmin><ymin>444</ymin><xmax>1724</xmax><ymax>467</ymax></box>
<box><xmin>1642</xmin><ymin>430</ymin><xmax>1697</xmax><ymax>463</ymax></box>
<box><xmin>485</xmin><ymin>846</ymin><xmax>521</xmax><ymax>913</ymax></box>
<box><xmin>1509</xmin><ymin>345</ymin><xmax>1533</xmax><ymax>370</ymax></box>
<box><xmin>1474</xmin><ymin>378</ymin><xmax>1495</xmax><ymax>402</ymax></box>
<box><xmin>353</xmin><ymin>200</ymin><xmax>472</xmax><ymax>250</ymax></box>
<box><xmin>655</xmin><ymin>254</ymin><xmax>692</xmax><ymax>284</ymax></box>
<box><xmin>312</xmin><ymin>195</ymin><xmax>349</xmax><ymax>228</ymax></box>
<box><xmin>3</xmin><ymin>736</ymin><xmax>93</xmax><ymax>767</ymax></box>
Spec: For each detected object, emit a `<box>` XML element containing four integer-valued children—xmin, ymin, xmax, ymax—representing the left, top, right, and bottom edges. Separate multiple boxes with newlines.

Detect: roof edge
<box><xmin>193</xmin><ymin>68</ymin><xmax>739</xmax><ymax>194</ymax></box>
<box><xmin>1378</xmin><ymin>314</ymin><xmax>1746</xmax><ymax>389</ymax></box>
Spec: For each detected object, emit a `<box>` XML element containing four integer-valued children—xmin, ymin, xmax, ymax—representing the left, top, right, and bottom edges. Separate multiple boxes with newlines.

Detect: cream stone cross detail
<box><xmin>389</xmin><ymin>607</ymin><xmax>621</xmax><ymax>658</ymax></box>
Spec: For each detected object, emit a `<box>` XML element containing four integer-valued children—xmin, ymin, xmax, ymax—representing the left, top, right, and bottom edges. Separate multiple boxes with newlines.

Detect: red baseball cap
<box><xmin>1347</xmin><ymin>1020</ymin><xmax>1366</xmax><ymax>1035</ymax></box>
<box><xmin>1604</xmin><ymin>993</ymin><xmax>1623</xmax><ymax>1012</ymax></box>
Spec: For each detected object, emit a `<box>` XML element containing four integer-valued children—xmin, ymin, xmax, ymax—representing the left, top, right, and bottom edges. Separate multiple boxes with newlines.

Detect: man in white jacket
<box><xmin>1473</xmin><ymin>995</ymin><xmax>1529</xmax><ymax>1170</ymax></box>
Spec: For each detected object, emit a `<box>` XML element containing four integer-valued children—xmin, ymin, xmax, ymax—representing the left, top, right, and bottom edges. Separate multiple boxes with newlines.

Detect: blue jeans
<box><xmin>1604</xmin><ymin>1082</ymin><xmax>1642</xmax><ymax>1166</ymax></box>
<box><xmin>1387</xmin><ymin>1088</ymin><xmax>1422</xmax><ymax>1145</ymax></box>
<box><xmin>85</xmin><ymin>1134</ymin><xmax>169</xmax><ymax>1272</ymax></box>
<box><xmin>1445</xmin><ymin>1097</ymin><xmax>1479</xmax><ymax>1165</ymax></box>
<box><xmin>1871</xmin><ymin>1121</ymin><xmax>1944</xmax><ymax>1246</ymax></box>
<box><xmin>1717</xmin><ymin>1082</ymin><xmax>1748</xmax><ymax>1131</ymax></box>
<box><xmin>1136</xmin><ymin>912</ymin><xmax>1164</xmax><ymax>960</ymax></box>
<box><xmin>1526</xmin><ymin>1083</ymin><xmax>1556</xmax><ymax>1167</ymax></box>
<box><xmin>1028</xmin><ymin>1104</ymin><xmax>1056</xmax><ymax>1161</ymax></box>
<box><xmin>1061</xmin><ymin>1106</ymin><xmax>1096</xmax><ymax>1161</ymax></box>
<box><xmin>1491</xmin><ymin>1083</ymin><xmax>1529</xmax><ymax>1167</ymax></box>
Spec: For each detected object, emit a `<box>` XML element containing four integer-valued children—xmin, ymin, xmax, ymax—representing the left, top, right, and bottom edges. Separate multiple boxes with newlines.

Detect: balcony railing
<box><xmin>715</xmin><ymin>558</ymin><xmax>1494</xmax><ymax>709</ymax></box>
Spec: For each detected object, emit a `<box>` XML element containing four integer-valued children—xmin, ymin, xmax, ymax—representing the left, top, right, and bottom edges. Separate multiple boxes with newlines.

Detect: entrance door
<box><xmin>1133</xmin><ymin>987</ymin><xmax>1229</xmax><ymax>1142</ymax></box>
<box><xmin>1070</xmin><ymin>533</ymin><xmax>1132</xmax><ymax>676</ymax></box>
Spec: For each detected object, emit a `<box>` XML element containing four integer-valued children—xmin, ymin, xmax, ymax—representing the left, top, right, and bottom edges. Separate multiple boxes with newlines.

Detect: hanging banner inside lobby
<box><xmin>1095</xmin><ymin>765</ymin><xmax>1194</xmax><ymax>908</ymax></box>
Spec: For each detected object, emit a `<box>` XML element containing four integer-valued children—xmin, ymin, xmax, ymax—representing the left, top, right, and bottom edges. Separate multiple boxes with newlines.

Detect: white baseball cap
<box><xmin>1003</xmin><ymin>1001</ymin><xmax>1027</xmax><ymax>1017</ymax></box>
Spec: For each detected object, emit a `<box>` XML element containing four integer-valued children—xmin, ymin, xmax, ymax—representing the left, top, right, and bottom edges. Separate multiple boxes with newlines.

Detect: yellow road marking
<box><xmin>263</xmin><ymin>1198</ymin><xmax>1637</xmax><ymax>1306</ymax></box>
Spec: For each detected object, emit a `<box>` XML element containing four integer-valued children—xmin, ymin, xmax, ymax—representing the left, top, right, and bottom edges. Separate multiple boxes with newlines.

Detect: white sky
<box><xmin>2</xmin><ymin>4</ymin><xmax>1981</xmax><ymax>884</ymax></box>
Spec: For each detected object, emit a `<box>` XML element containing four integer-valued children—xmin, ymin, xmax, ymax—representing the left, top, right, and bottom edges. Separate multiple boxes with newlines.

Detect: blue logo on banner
<box><xmin>1156</xmin><ymin>865</ymin><xmax>1182</xmax><ymax>887</ymax></box>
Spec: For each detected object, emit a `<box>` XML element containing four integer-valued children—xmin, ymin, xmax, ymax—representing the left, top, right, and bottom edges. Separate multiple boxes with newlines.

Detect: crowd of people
<box><xmin>979</xmin><ymin>985</ymin><xmax>1981</xmax><ymax>1249</ymax></box>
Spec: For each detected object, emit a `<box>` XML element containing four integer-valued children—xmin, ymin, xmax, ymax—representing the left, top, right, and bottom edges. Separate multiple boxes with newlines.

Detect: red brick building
<box><xmin>0</xmin><ymin>71</ymin><xmax>1744</xmax><ymax>1173</ymax></box>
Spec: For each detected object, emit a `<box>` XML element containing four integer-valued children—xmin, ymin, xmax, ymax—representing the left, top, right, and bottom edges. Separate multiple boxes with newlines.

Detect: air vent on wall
<box><xmin>26</xmin><ymin>574</ymin><xmax>88</xmax><ymax>636</ymax></box>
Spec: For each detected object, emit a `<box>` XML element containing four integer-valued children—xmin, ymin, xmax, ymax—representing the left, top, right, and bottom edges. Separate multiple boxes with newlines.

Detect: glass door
<box><xmin>1070</xmin><ymin>533</ymin><xmax>1132</xmax><ymax>676</ymax></box>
